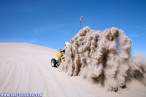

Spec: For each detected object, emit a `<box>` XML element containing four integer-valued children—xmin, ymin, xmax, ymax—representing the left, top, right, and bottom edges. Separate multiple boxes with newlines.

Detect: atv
<box><xmin>51</xmin><ymin>49</ymin><xmax>65</xmax><ymax>68</ymax></box>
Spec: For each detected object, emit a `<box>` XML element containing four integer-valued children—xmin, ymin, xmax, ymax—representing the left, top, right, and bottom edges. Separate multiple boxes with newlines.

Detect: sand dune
<box><xmin>0</xmin><ymin>43</ymin><xmax>146</xmax><ymax>97</ymax></box>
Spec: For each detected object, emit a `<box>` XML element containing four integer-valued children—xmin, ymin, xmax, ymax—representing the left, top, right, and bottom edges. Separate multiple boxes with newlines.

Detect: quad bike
<box><xmin>51</xmin><ymin>49</ymin><xmax>65</xmax><ymax>68</ymax></box>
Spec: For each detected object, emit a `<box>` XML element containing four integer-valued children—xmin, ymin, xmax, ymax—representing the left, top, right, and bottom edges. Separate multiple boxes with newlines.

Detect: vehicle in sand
<box><xmin>51</xmin><ymin>49</ymin><xmax>65</xmax><ymax>67</ymax></box>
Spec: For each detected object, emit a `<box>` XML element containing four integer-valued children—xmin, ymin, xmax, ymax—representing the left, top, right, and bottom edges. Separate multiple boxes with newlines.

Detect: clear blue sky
<box><xmin>0</xmin><ymin>0</ymin><xmax>146</xmax><ymax>56</ymax></box>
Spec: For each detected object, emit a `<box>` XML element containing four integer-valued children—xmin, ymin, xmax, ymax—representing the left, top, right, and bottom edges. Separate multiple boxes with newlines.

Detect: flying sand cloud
<box><xmin>59</xmin><ymin>27</ymin><xmax>146</xmax><ymax>92</ymax></box>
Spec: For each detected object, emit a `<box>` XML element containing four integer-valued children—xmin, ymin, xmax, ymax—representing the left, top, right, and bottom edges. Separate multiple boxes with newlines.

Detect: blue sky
<box><xmin>0</xmin><ymin>0</ymin><xmax>146</xmax><ymax>56</ymax></box>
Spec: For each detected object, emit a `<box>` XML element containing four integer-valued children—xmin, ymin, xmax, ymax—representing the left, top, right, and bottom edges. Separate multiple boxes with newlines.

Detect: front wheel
<box><xmin>51</xmin><ymin>58</ymin><xmax>57</xmax><ymax>67</ymax></box>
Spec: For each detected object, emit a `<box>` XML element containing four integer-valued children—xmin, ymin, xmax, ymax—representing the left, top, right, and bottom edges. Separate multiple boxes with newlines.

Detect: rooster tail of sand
<box><xmin>59</xmin><ymin>26</ymin><xmax>146</xmax><ymax>92</ymax></box>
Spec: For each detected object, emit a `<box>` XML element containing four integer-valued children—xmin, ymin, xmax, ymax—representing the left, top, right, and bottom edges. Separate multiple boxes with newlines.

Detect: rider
<box><xmin>55</xmin><ymin>49</ymin><xmax>65</xmax><ymax>63</ymax></box>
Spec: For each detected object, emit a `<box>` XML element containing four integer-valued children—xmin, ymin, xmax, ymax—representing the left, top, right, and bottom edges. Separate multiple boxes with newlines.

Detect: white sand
<box><xmin>0</xmin><ymin>43</ymin><xmax>146</xmax><ymax>97</ymax></box>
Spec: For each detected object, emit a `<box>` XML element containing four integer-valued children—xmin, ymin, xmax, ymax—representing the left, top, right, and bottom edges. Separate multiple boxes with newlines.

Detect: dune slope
<box><xmin>0</xmin><ymin>43</ymin><xmax>146</xmax><ymax>97</ymax></box>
